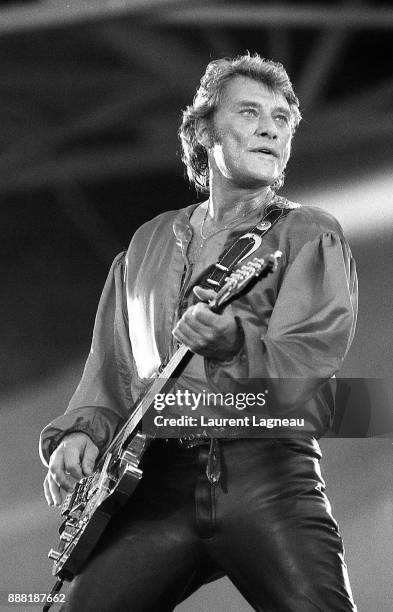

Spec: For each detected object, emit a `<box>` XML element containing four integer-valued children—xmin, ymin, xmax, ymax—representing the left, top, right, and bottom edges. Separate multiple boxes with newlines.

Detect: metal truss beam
<box><xmin>297</xmin><ymin>0</ymin><xmax>362</xmax><ymax>110</ymax></box>
<box><xmin>0</xmin><ymin>0</ymin><xmax>198</xmax><ymax>36</ymax></box>
<box><xmin>159</xmin><ymin>4</ymin><xmax>393</xmax><ymax>29</ymax></box>
<box><xmin>2</xmin><ymin>2</ymin><xmax>393</xmax><ymax>36</ymax></box>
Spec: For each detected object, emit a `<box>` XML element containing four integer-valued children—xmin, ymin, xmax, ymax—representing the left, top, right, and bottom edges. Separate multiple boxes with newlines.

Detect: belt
<box><xmin>178</xmin><ymin>437</ymin><xmax>221</xmax><ymax>485</ymax></box>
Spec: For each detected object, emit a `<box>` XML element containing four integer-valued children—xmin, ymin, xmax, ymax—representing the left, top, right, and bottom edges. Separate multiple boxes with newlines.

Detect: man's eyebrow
<box><xmin>274</xmin><ymin>106</ymin><xmax>291</xmax><ymax>116</ymax></box>
<box><xmin>233</xmin><ymin>99</ymin><xmax>260</xmax><ymax>108</ymax></box>
<box><xmin>232</xmin><ymin>100</ymin><xmax>291</xmax><ymax>116</ymax></box>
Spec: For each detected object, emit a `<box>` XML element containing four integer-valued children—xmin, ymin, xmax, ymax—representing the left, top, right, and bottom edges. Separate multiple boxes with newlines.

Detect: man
<box><xmin>40</xmin><ymin>54</ymin><xmax>358</xmax><ymax>611</ymax></box>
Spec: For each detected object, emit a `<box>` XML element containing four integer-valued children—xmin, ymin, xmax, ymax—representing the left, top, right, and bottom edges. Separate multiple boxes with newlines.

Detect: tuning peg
<box><xmin>60</xmin><ymin>530</ymin><xmax>73</xmax><ymax>543</ymax></box>
<box><xmin>48</xmin><ymin>549</ymin><xmax>62</xmax><ymax>562</ymax></box>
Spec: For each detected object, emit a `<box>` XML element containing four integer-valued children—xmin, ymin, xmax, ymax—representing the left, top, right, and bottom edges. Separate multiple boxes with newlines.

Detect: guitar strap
<box><xmin>167</xmin><ymin>198</ymin><xmax>295</xmax><ymax>364</ymax></box>
<box><xmin>198</xmin><ymin>198</ymin><xmax>294</xmax><ymax>291</ymax></box>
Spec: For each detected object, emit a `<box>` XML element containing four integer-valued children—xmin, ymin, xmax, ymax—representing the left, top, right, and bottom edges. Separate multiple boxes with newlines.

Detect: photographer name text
<box><xmin>153</xmin><ymin>415</ymin><xmax>304</xmax><ymax>429</ymax></box>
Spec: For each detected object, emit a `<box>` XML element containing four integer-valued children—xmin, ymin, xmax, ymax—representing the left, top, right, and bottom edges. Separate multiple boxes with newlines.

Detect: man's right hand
<box><xmin>43</xmin><ymin>432</ymin><xmax>99</xmax><ymax>507</ymax></box>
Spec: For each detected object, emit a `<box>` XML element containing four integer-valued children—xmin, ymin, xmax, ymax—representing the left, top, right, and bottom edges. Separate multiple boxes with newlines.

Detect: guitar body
<box><xmin>47</xmin><ymin>253</ymin><xmax>281</xmax><ymax>582</ymax></box>
<box><xmin>50</xmin><ymin>432</ymin><xmax>149</xmax><ymax>580</ymax></box>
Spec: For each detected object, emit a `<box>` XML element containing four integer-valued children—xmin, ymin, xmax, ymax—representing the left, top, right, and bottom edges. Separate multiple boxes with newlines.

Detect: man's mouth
<box><xmin>250</xmin><ymin>147</ymin><xmax>278</xmax><ymax>158</ymax></box>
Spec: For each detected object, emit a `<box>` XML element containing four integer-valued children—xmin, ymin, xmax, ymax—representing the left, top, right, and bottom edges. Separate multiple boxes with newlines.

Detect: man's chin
<box><xmin>232</xmin><ymin>173</ymin><xmax>275</xmax><ymax>190</ymax></box>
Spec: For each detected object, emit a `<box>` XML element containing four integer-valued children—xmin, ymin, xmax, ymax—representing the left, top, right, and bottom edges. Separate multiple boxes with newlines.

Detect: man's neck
<box><xmin>207</xmin><ymin>181</ymin><xmax>272</xmax><ymax>225</ymax></box>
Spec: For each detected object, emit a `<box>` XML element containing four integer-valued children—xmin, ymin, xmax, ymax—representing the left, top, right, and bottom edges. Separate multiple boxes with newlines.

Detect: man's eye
<box><xmin>240</xmin><ymin>109</ymin><xmax>257</xmax><ymax>117</ymax></box>
<box><xmin>275</xmin><ymin>114</ymin><xmax>290</xmax><ymax>125</ymax></box>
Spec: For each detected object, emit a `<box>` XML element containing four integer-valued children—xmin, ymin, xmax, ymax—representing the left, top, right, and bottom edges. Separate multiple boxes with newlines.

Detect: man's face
<box><xmin>207</xmin><ymin>76</ymin><xmax>293</xmax><ymax>189</ymax></box>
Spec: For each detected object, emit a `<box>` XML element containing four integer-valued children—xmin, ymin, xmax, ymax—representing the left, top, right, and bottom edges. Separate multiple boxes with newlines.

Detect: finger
<box><xmin>43</xmin><ymin>474</ymin><xmax>54</xmax><ymax>506</ymax></box>
<box><xmin>193</xmin><ymin>309</ymin><xmax>237</xmax><ymax>337</ymax></box>
<box><xmin>176</xmin><ymin>302</ymin><xmax>215</xmax><ymax>329</ymax></box>
<box><xmin>183</xmin><ymin>310</ymin><xmax>214</xmax><ymax>335</ymax></box>
<box><xmin>49</xmin><ymin>451</ymin><xmax>75</xmax><ymax>492</ymax></box>
<box><xmin>81</xmin><ymin>440</ymin><xmax>99</xmax><ymax>476</ymax></box>
<box><xmin>193</xmin><ymin>286</ymin><xmax>216</xmax><ymax>302</ymax></box>
<box><xmin>186</xmin><ymin>303</ymin><xmax>219</xmax><ymax>327</ymax></box>
<box><xmin>62</xmin><ymin>441</ymin><xmax>84</xmax><ymax>481</ymax></box>
<box><xmin>174</xmin><ymin>311</ymin><xmax>209</xmax><ymax>338</ymax></box>
<box><xmin>46</xmin><ymin>472</ymin><xmax>65</xmax><ymax>507</ymax></box>
<box><xmin>172</xmin><ymin>324</ymin><xmax>202</xmax><ymax>349</ymax></box>
<box><xmin>174</xmin><ymin>317</ymin><xmax>215</xmax><ymax>350</ymax></box>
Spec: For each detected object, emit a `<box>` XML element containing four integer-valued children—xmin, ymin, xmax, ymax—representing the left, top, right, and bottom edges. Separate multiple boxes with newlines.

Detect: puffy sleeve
<box><xmin>39</xmin><ymin>252</ymin><xmax>135</xmax><ymax>466</ymax></box>
<box><xmin>206</xmin><ymin>228</ymin><xmax>358</xmax><ymax>410</ymax></box>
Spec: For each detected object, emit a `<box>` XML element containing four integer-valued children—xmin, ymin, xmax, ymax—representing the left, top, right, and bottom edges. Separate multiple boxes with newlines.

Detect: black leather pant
<box><xmin>62</xmin><ymin>438</ymin><xmax>357</xmax><ymax>611</ymax></box>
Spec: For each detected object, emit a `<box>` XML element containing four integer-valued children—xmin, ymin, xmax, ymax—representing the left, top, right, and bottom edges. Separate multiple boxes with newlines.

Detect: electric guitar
<box><xmin>46</xmin><ymin>251</ymin><xmax>282</xmax><ymax>585</ymax></box>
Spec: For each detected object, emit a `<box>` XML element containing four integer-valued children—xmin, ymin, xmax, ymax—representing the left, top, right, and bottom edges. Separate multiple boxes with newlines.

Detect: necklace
<box><xmin>199</xmin><ymin>193</ymin><xmax>274</xmax><ymax>241</ymax></box>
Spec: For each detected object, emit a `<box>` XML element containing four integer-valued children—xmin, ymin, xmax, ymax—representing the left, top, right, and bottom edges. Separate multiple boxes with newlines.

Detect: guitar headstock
<box><xmin>210</xmin><ymin>250</ymin><xmax>282</xmax><ymax>313</ymax></box>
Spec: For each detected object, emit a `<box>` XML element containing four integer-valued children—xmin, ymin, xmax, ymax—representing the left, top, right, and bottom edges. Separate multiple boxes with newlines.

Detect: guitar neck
<box><xmin>99</xmin><ymin>342</ymin><xmax>191</xmax><ymax>462</ymax></box>
<box><xmin>123</xmin><ymin>342</ymin><xmax>191</xmax><ymax>432</ymax></box>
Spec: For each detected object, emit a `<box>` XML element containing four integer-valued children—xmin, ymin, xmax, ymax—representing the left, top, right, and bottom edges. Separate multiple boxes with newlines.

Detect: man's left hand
<box><xmin>172</xmin><ymin>286</ymin><xmax>243</xmax><ymax>362</ymax></box>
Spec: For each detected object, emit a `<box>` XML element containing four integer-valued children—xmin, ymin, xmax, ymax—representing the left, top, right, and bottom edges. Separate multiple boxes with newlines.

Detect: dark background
<box><xmin>0</xmin><ymin>1</ymin><xmax>392</xmax><ymax>610</ymax></box>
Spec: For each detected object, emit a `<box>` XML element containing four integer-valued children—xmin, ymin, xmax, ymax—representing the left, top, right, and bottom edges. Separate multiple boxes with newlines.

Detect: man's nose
<box><xmin>256</xmin><ymin>115</ymin><xmax>278</xmax><ymax>139</ymax></box>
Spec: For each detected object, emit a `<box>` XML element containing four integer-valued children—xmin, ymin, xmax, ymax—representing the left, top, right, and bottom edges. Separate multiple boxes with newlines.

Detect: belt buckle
<box><xmin>179</xmin><ymin>435</ymin><xmax>209</xmax><ymax>448</ymax></box>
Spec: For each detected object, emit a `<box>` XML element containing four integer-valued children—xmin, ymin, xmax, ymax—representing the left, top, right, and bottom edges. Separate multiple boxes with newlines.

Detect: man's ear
<box><xmin>195</xmin><ymin>118</ymin><xmax>213</xmax><ymax>149</ymax></box>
